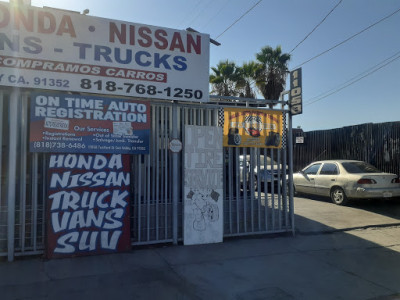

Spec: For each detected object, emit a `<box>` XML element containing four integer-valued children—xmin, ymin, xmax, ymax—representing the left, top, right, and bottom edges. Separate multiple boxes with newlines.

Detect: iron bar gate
<box><xmin>0</xmin><ymin>88</ymin><xmax>294</xmax><ymax>260</ymax></box>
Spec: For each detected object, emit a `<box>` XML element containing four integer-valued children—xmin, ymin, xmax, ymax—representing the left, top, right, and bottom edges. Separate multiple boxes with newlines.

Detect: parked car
<box><xmin>293</xmin><ymin>160</ymin><xmax>400</xmax><ymax>205</ymax></box>
<box><xmin>239</xmin><ymin>154</ymin><xmax>285</xmax><ymax>191</ymax></box>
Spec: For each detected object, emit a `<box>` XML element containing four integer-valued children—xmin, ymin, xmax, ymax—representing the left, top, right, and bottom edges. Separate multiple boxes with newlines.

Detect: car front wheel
<box><xmin>248</xmin><ymin>175</ymin><xmax>259</xmax><ymax>192</ymax></box>
<box><xmin>330</xmin><ymin>187</ymin><xmax>348</xmax><ymax>205</ymax></box>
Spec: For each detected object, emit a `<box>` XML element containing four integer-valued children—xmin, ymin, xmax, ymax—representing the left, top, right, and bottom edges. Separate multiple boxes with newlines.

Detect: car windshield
<box><xmin>341</xmin><ymin>162</ymin><xmax>382</xmax><ymax>174</ymax></box>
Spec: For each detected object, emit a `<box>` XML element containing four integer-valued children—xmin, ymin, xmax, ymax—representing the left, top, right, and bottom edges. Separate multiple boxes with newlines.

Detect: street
<box><xmin>1</xmin><ymin>194</ymin><xmax>400</xmax><ymax>299</ymax></box>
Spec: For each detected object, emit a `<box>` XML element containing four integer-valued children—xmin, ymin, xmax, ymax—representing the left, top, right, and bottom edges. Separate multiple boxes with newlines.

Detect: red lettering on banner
<box><xmin>154</xmin><ymin>29</ymin><xmax>168</xmax><ymax>50</ymax></box>
<box><xmin>169</xmin><ymin>32</ymin><xmax>185</xmax><ymax>52</ymax></box>
<box><xmin>0</xmin><ymin>55</ymin><xmax>167</xmax><ymax>82</ymax></box>
<box><xmin>138</xmin><ymin>26</ymin><xmax>152</xmax><ymax>47</ymax></box>
<box><xmin>0</xmin><ymin>3</ymin><xmax>76</xmax><ymax>37</ymax></box>
<box><xmin>187</xmin><ymin>34</ymin><xmax>201</xmax><ymax>54</ymax></box>
<box><xmin>0</xmin><ymin>4</ymin><xmax>10</xmax><ymax>28</ymax></box>
<box><xmin>108</xmin><ymin>22</ymin><xmax>202</xmax><ymax>54</ymax></box>
<box><xmin>37</xmin><ymin>11</ymin><xmax>56</xmax><ymax>34</ymax></box>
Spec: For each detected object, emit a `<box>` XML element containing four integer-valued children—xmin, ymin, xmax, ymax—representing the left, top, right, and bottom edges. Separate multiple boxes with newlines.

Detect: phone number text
<box><xmin>32</xmin><ymin>142</ymin><xmax>86</xmax><ymax>149</ymax></box>
<box><xmin>80</xmin><ymin>79</ymin><xmax>203</xmax><ymax>100</ymax></box>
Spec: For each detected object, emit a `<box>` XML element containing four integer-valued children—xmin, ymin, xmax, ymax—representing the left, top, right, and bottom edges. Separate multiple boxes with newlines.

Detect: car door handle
<box><xmin>310</xmin><ymin>178</ymin><xmax>314</xmax><ymax>180</ymax></box>
<box><xmin>331</xmin><ymin>179</ymin><xmax>336</xmax><ymax>181</ymax></box>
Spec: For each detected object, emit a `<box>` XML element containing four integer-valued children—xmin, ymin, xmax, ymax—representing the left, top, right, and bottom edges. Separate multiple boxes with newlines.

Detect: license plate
<box><xmin>383</xmin><ymin>192</ymin><xmax>392</xmax><ymax>198</ymax></box>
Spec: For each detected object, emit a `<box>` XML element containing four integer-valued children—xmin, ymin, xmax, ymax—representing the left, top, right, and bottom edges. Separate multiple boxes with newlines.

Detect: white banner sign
<box><xmin>0</xmin><ymin>2</ymin><xmax>210</xmax><ymax>102</ymax></box>
<box><xmin>184</xmin><ymin>125</ymin><xmax>223</xmax><ymax>245</ymax></box>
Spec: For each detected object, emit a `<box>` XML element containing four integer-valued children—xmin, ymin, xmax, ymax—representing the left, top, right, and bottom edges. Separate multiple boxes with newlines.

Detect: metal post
<box><xmin>172</xmin><ymin>103</ymin><xmax>179</xmax><ymax>244</ymax></box>
<box><xmin>288</xmin><ymin>113</ymin><xmax>295</xmax><ymax>236</ymax></box>
<box><xmin>280</xmin><ymin>91</ymin><xmax>294</xmax><ymax>235</ymax></box>
<box><xmin>0</xmin><ymin>91</ymin><xmax>3</xmax><ymax>239</ymax></box>
<box><xmin>7</xmin><ymin>90</ymin><xmax>19</xmax><ymax>262</ymax></box>
<box><xmin>32</xmin><ymin>153</ymin><xmax>38</xmax><ymax>250</ymax></box>
<box><xmin>20</xmin><ymin>93</ymin><xmax>28</xmax><ymax>252</ymax></box>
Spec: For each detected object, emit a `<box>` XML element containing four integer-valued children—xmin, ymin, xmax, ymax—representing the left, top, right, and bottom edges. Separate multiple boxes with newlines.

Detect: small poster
<box><xmin>223</xmin><ymin>108</ymin><xmax>283</xmax><ymax>148</ymax></box>
<box><xmin>46</xmin><ymin>153</ymin><xmax>131</xmax><ymax>259</ymax></box>
<box><xmin>184</xmin><ymin>126</ymin><xmax>223</xmax><ymax>245</ymax></box>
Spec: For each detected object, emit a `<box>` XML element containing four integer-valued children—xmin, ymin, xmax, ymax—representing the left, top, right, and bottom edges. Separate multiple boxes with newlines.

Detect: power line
<box><xmin>215</xmin><ymin>0</ymin><xmax>263</xmax><ymax>40</ymax></box>
<box><xmin>305</xmin><ymin>50</ymin><xmax>400</xmax><ymax>104</ymax></box>
<box><xmin>186</xmin><ymin>0</ymin><xmax>215</xmax><ymax>29</ymax></box>
<box><xmin>290</xmin><ymin>0</ymin><xmax>343</xmax><ymax>53</ymax></box>
<box><xmin>176</xmin><ymin>0</ymin><xmax>203</xmax><ymax>29</ymax></box>
<box><xmin>200</xmin><ymin>0</ymin><xmax>231</xmax><ymax>32</ymax></box>
<box><xmin>295</xmin><ymin>6</ymin><xmax>400</xmax><ymax>68</ymax></box>
<box><xmin>305</xmin><ymin>51</ymin><xmax>400</xmax><ymax>105</ymax></box>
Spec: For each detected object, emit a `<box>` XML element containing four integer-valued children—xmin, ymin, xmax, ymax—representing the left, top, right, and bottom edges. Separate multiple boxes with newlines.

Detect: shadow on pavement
<box><xmin>296</xmin><ymin>193</ymin><xmax>400</xmax><ymax>221</ymax></box>
<box><xmin>1</xmin><ymin>213</ymin><xmax>400</xmax><ymax>299</ymax></box>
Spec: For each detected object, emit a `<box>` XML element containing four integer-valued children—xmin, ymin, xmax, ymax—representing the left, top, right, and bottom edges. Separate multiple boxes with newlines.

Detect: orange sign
<box><xmin>223</xmin><ymin>108</ymin><xmax>283</xmax><ymax>148</ymax></box>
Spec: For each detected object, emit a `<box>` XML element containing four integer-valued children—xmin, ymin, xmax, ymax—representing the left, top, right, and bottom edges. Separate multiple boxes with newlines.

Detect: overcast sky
<box><xmin>9</xmin><ymin>0</ymin><xmax>400</xmax><ymax>132</ymax></box>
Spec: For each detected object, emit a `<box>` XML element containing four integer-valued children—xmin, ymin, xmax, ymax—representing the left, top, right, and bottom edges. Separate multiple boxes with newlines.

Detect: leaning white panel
<box><xmin>184</xmin><ymin>125</ymin><xmax>223</xmax><ymax>245</ymax></box>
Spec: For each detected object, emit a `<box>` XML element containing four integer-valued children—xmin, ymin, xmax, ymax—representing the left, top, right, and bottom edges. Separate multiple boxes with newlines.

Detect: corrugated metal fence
<box><xmin>0</xmin><ymin>89</ymin><xmax>293</xmax><ymax>259</ymax></box>
<box><xmin>293</xmin><ymin>122</ymin><xmax>400</xmax><ymax>175</ymax></box>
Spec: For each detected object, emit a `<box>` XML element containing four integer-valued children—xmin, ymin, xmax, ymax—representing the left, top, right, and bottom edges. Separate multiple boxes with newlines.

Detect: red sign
<box><xmin>46</xmin><ymin>154</ymin><xmax>131</xmax><ymax>258</ymax></box>
<box><xmin>30</xmin><ymin>93</ymin><xmax>150</xmax><ymax>154</ymax></box>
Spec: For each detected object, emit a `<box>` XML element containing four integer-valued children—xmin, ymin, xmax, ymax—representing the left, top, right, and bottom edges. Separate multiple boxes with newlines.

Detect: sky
<box><xmin>6</xmin><ymin>0</ymin><xmax>400</xmax><ymax>132</ymax></box>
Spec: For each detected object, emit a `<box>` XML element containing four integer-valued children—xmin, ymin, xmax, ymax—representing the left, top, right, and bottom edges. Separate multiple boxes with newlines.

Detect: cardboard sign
<box><xmin>184</xmin><ymin>126</ymin><xmax>223</xmax><ymax>245</ymax></box>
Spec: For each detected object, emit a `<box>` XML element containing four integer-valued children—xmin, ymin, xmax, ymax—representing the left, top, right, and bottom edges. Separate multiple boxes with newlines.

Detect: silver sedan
<box><xmin>292</xmin><ymin>160</ymin><xmax>400</xmax><ymax>205</ymax></box>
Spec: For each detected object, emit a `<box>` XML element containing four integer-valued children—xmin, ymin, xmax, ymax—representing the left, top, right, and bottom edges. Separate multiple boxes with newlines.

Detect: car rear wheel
<box><xmin>248</xmin><ymin>175</ymin><xmax>259</xmax><ymax>192</ymax></box>
<box><xmin>330</xmin><ymin>187</ymin><xmax>348</xmax><ymax>205</ymax></box>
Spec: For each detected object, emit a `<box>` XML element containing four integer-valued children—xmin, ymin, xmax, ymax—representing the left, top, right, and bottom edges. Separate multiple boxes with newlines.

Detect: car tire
<box><xmin>233</xmin><ymin>134</ymin><xmax>241</xmax><ymax>145</ymax></box>
<box><xmin>285</xmin><ymin>182</ymin><xmax>296</xmax><ymax>196</ymax></box>
<box><xmin>248</xmin><ymin>175</ymin><xmax>258</xmax><ymax>192</ymax></box>
<box><xmin>330</xmin><ymin>187</ymin><xmax>348</xmax><ymax>205</ymax></box>
<box><xmin>292</xmin><ymin>184</ymin><xmax>297</xmax><ymax>196</ymax></box>
<box><xmin>254</xmin><ymin>176</ymin><xmax>259</xmax><ymax>192</ymax></box>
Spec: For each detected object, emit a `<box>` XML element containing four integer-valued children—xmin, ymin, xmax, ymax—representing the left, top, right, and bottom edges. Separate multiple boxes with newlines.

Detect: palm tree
<box><xmin>236</xmin><ymin>61</ymin><xmax>260</xmax><ymax>99</ymax></box>
<box><xmin>209</xmin><ymin>60</ymin><xmax>241</xmax><ymax>97</ymax></box>
<box><xmin>255</xmin><ymin>45</ymin><xmax>291</xmax><ymax>108</ymax></box>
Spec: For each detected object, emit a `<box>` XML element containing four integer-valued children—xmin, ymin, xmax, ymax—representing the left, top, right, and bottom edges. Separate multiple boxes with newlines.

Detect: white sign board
<box><xmin>184</xmin><ymin>125</ymin><xmax>223</xmax><ymax>245</ymax></box>
<box><xmin>0</xmin><ymin>2</ymin><xmax>210</xmax><ymax>102</ymax></box>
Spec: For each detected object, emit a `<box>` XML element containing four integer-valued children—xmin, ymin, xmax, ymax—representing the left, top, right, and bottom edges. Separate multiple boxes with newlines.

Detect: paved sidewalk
<box><xmin>2</xmin><ymin>196</ymin><xmax>400</xmax><ymax>300</ymax></box>
<box><xmin>1</xmin><ymin>225</ymin><xmax>400</xmax><ymax>300</ymax></box>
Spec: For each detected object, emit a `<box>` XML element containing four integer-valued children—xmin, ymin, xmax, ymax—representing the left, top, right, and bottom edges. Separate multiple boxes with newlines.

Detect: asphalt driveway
<box><xmin>294</xmin><ymin>195</ymin><xmax>400</xmax><ymax>234</ymax></box>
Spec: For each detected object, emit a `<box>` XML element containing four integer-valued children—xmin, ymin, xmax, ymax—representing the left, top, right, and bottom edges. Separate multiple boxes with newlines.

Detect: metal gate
<box><xmin>0</xmin><ymin>89</ymin><xmax>294</xmax><ymax>260</ymax></box>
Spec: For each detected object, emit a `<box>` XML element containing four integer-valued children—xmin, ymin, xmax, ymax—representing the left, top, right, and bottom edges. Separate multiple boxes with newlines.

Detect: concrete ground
<box><xmin>1</xmin><ymin>196</ymin><xmax>400</xmax><ymax>300</ymax></box>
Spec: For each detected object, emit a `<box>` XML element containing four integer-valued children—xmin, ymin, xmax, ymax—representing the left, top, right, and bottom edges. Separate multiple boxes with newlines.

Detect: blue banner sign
<box><xmin>30</xmin><ymin>93</ymin><xmax>150</xmax><ymax>154</ymax></box>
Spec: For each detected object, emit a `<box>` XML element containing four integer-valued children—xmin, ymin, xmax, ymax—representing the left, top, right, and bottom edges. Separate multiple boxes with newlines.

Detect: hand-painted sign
<box><xmin>46</xmin><ymin>154</ymin><xmax>131</xmax><ymax>259</ymax></box>
<box><xmin>0</xmin><ymin>2</ymin><xmax>210</xmax><ymax>102</ymax></box>
<box><xmin>30</xmin><ymin>93</ymin><xmax>150</xmax><ymax>154</ymax></box>
<box><xmin>184</xmin><ymin>126</ymin><xmax>223</xmax><ymax>245</ymax></box>
<box><xmin>223</xmin><ymin>108</ymin><xmax>283</xmax><ymax>148</ymax></box>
